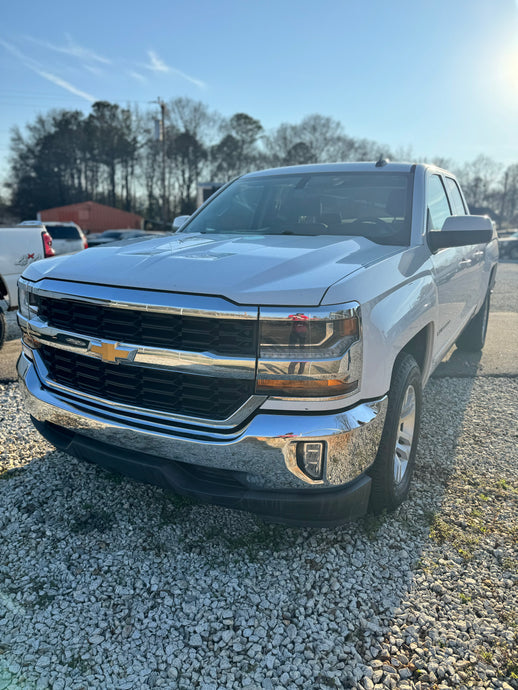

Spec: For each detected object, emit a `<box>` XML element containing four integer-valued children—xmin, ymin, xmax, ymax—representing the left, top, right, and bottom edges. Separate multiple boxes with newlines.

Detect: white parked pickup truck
<box><xmin>0</xmin><ymin>223</ymin><xmax>54</xmax><ymax>348</ymax></box>
<box><xmin>17</xmin><ymin>162</ymin><xmax>498</xmax><ymax>526</ymax></box>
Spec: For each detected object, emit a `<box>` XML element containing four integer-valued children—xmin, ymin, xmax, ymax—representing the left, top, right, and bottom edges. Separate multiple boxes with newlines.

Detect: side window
<box><xmin>427</xmin><ymin>175</ymin><xmax>452</xmax><ymax>230</ymax></box>
<box><xmin>444</xmin><ymin>177</ymin><xmax>467</xmax><ymax>215</ymax></box>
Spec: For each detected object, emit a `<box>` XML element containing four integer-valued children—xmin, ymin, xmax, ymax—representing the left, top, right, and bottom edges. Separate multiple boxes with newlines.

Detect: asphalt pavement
<box><xmin>434</xmin><ymin>261</ymin><xmax>518</xmax><ymax>378</ymax></box>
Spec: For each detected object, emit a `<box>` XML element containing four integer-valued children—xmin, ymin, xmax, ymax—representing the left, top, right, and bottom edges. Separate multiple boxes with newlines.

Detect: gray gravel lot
<box><xmin>0</xmin><ymin>263</ymin><xmax>516</xmax><ymax>690</ymax></box>
<box><xmin>0</xmin><ymin>378</ymin><xmax>516</xmax><ymax>689</ymax></box>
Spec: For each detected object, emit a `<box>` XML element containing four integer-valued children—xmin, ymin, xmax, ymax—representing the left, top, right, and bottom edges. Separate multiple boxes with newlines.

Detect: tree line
<box><xmin>4</xmin><ymin>98</ymin><xmax>518</xmax><ymax>228</ymax></box>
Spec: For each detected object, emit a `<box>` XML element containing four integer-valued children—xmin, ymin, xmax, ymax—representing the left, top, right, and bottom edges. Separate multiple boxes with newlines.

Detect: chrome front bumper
<box><xmin>19</xmin><ymin>352</ymin><xmax>387</xmax><ymax>491</ymax></box>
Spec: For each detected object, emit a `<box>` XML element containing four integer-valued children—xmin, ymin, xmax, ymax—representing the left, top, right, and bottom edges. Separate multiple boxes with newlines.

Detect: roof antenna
<box><xmin>375</xmin><ymin>155</ymin><xmax>389</xmax><ymax>167</ymax></box>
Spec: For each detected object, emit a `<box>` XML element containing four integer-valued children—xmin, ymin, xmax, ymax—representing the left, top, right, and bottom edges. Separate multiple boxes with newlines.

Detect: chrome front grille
<box><xmin>39</xmin><ymin>346</ymin><xmax>254</xmax><ymax>420</ymax></box>
<box><xmin>22</xmin><ymin>281</ymin><xmax>262</xmax><ymax>425</ymax></box>
<box><xmin>38</xmin><ymin>295</ymin><xmax>257</xmax><ymax>356</ymax></box>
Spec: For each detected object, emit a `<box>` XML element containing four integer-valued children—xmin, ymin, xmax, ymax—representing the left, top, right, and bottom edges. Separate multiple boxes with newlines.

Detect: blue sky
<box><xmin>1</xmin><ymin>0</ymin><xmax>517</xmax><ymax>185</ymax></box>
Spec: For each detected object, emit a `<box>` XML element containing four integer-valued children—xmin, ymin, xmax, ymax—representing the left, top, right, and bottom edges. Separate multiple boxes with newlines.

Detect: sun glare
<box><xmin>495</xmin><ymin>46</ymin><xmax>518</xmax><ymax>107</ymax></box>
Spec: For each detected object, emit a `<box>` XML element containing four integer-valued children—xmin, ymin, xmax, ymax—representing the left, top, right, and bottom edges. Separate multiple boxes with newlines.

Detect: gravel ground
<box><xmin>0</xmin><ymin>373</ymin><xmax>516</xmax><ymax>689</ymax></box>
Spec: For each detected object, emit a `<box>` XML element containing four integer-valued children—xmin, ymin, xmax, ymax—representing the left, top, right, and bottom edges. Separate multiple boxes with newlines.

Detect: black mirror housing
<box><xmin>428</xmin><ymin>215</ymin><xmax>494</xmax><ymax>252</ymax></box>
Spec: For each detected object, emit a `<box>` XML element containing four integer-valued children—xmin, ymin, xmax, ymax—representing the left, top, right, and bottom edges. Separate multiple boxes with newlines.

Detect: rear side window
<box><xmin>427</xmin><ymin>175</ymin><xmax>451</xmax><ymax>231</ymax></box>
<box><xmin>444</xmin><ymin>177</ymin><xmax>467</xmax><ymax>215</ymax></box>
<box><xmin>46</xmin><ymin>225</ymin><xmax>80</xmax><ymax>240</ymax></box>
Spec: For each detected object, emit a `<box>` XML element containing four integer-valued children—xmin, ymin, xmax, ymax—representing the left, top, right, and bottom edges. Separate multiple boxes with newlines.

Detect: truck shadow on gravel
<box><xmin>1</xmin><ymin>371</ymin><xmax>517</xmax><ymax>689</ymax></box>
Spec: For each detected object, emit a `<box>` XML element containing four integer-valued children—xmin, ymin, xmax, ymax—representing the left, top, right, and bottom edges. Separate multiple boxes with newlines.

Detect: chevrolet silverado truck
<box><xmin>0</xmin><ymin>223</ymin><xmax>54</xmax><ymax>349</ymax></box>
<box><xmin>17</xmin><ymin>162</ymin><xmax>498</xmax><ymax>526</ymax></box>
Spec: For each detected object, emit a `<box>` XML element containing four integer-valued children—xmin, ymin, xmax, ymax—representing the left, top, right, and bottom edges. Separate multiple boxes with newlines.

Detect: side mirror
<box><xmin>172</xmin><ymin>215</ymin><xmax>191</xmax><ymax>231</ymax></box>
<box><xmin>428</xmin><ymin>215</ymin><xmax>494</xmax><ymax>252</ymax></box>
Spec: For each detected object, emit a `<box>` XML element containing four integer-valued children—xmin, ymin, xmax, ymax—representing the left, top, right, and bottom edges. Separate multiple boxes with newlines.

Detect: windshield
<box><xmin>46</xmin><ymin>225</ymin><xmax>80</xmax><ymax>240</ymax></box>
<box><xmin>181</xmin><ymin>172</ymin><xmax>413</xmax><ymax>245</ymax></box>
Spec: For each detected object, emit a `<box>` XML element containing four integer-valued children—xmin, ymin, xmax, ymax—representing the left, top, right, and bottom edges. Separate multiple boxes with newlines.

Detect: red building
<box><xmin>38</xmin><ymin>201</ymin><xmax>143</xmax><ymax>234</ymax></box>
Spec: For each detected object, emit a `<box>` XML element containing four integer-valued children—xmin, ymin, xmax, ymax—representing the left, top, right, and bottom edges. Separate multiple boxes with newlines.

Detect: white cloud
<box><xmin>84</xmin><ymin>64</ymin><xmax>104</xmax><ymax>76</ymax></box>
<box><xmin>0</xmin><ymin>39</ymin><xmax>96</xmax><ymax>102</ymax></box>
<box><xmin>36</xmin><ymin>69</ymin><xmax>96</xmax><ymax>102</ymax></box>
<box><xmin>128</xmin><ymin>70</ymin><xmax>147</xmax><ymax>83</ymax></box>
<box><xmin>25</xmin><ymin>34</ymin><xmax>111</xmax><ymax>65</ymax></box>
<box><xmin>144</xmin><ymin>50</ymin><xmax>206</xmax><ymax>89</ymax></box>
<box><xmin>147</xmin><ymin>50</ymin><xmax>169</xmax><ymax>73</ymax></box>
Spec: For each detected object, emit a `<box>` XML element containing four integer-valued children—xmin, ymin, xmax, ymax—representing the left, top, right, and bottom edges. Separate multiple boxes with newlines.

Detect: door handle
<box><xmin>458</xmin><ymin>259</ymin><xmax>472</xmax><ymax>268</ymax></box>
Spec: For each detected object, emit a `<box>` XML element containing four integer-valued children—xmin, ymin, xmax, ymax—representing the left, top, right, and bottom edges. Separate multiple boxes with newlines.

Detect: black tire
<box><xmin>455</xmin><ymin>290</ymin><xmax>490</xmax><ymax>352</ymax></box>
<box><xmin>0</xmin><ymin>310</ymin><xmax>5</xmax><ymax>351</ymax></box>
<box><xmin>368</xmin><ymin>353</ymin><xmax>422</xmax><ymax>514</ymax></box>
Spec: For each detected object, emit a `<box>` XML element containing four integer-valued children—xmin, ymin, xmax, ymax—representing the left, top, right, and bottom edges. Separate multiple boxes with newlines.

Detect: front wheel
<box><xmin>368</xmin><ymin>353</ymin><xmax>422</xmax><ymax>513</ymax></box>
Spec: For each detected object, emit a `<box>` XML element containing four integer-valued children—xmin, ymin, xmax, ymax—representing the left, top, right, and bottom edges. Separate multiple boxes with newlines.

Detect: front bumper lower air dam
<box><xmin>18</xmin><ymin>353</ymin><xmax>388</xmax><ymax>527</ymax></box>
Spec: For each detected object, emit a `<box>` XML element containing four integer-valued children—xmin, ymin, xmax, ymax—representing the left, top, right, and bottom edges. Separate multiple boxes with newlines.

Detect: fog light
<box><xmin>296</xmin><ymin>442</ymin><xmax>325</xmax><ymax>480</ymax></box>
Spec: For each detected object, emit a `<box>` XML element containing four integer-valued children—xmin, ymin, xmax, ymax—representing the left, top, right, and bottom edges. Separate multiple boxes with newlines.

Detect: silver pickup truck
<box><xmin>17</xmin><ymin>162</ymin><xmax>498</xmax><ymax>526</ymax></box>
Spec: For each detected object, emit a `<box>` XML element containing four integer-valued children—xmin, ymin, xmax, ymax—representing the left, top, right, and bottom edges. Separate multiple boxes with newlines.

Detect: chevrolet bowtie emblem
<box><xmin>90</xmin><ymin>341</ymin><xmax>135</xmax><ymax>364</ymax></box>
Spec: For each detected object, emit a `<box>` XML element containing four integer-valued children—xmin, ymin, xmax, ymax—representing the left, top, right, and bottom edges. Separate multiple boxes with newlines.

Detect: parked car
<box><xmin>498</xmin><ymin>231</ymin><xmax>518</xmax><ymax>260</ymax></box>
<box><xmin>39</xmin><ymin>222</ymin><xmax>87</xmax><ymax>255</ymax></box>
<box><xmin>0</xmin><ymin>223</ymin><xmax>54</xmax><ymax>348</ymax></box>
<box><xmin>87</xmin><ymin>229</ymin><xmax>148</xmax><ymax>247</ymax></box>
<box><xmin>17</xmin><ymin>162</ymin><xmax>498</xmax><ymax>525</ymax></box>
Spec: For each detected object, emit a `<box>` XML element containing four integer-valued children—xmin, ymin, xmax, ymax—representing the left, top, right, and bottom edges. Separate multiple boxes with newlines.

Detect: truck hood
<box><xmin>24</xmin><ymin>233</ymin><xmax>401</xmax><ymax>306</ymax></box>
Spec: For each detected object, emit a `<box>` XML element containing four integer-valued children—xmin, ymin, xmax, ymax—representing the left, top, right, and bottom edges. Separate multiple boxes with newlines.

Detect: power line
<box><xmin>0</xmin><ymin>92</ymin><xmax>167</xmax><ymax>106</ymax></box>
<box><xmin>0</xmin><ymin>94</ymin><xmax>87</xmax><ymax>101</ymax></box>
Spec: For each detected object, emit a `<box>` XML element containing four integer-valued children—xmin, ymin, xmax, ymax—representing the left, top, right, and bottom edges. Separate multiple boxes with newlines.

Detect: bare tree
<box><xmin>263</xmin><ymin>123</ymin><xmax>304</xmax><ymax>166</ymax></box>
<box><xmin>6</xmin><ymin>98</ymin><xmax>517</xmax><ymax>228</ymax></box>
<box><xmin>265</xmin><ymin>115</ymin><xmax>354</xmax><ymax>165</ymax></box>
<box><xmin>497</xmin><ymin>163</ymin><xmax>518</xmax><ymax>228</ymax></box>
<box><xmin>458</xmin><ymin>155</ymin><xmax>503</xmax><ymax>210</ymax></box>
<box><xmin>211</xmin><ymin>113</ymin><xmax>264</xmax><ymax>180</ymax></box>
<box><xmin>167</xmin><ymin>98</ymin><xmax>220</xmax><ymax>145</ymax></box>
<box><xmin>169</xmin><ymin>131</ymin><xmax>207</xmax><ymax>214</ymax></box>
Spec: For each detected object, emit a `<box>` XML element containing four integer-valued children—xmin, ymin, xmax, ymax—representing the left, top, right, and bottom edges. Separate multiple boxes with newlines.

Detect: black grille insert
<box><xmin>38</xmin><ymin>297</ymin><xmax>257</xmax><ymax>356</ymax></box>
<box><xmin>40</xmin><ymin>346</ymin><xmax>254</xmax><ymax>420</ymax></box>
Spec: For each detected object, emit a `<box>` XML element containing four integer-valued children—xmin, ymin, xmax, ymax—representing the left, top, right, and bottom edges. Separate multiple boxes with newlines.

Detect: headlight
<box><xmin>17</xmin><ymin>279</ymin><xmax>38</xmax><ymax>319</ymax></box>
<box><xmin>256</xmin><ymin>304</ymin><xmax>361</xmax><ymax>398</ymax></box>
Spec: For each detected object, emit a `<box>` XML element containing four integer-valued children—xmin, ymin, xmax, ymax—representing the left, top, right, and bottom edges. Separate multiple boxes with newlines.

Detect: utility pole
<box><xmin>152</xmin><ymin>97</ymin><xmax>167</xmax><ymax>226</ymax></box>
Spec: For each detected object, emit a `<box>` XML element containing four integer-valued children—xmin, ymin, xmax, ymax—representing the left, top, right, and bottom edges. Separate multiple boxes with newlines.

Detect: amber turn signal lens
<box><xmin>256</xmin><ymin>378</ymin><xmax>358</xmax><ymax>397</ymax></box>
<box><xmin>22</xmin><ymin>334</ymin><xmax>40</xmax><ymax>349</ymax></box>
